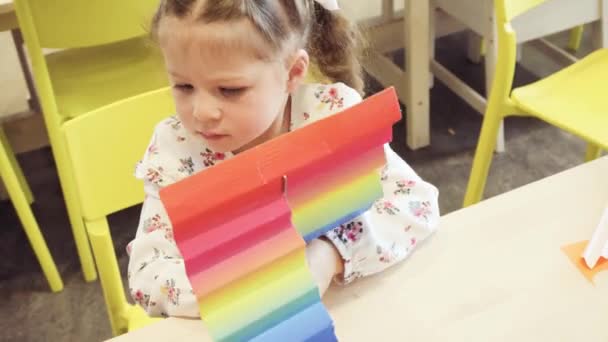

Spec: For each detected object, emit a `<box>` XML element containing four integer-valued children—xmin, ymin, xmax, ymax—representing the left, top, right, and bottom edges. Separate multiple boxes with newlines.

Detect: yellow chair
<box><xmin>13</xmin><ymin>0</ymin><xmax>168</xmax><ymax>282</ymax></box>
<box><xmin>568</xmin><ymin>25</ymin><xmax>585</xmax><ymax>52</ymax></box>
<box><xmin>0</xmin><ymin>126</ymin><xmax>63</xmax><ymax>292</ymax></box>
<box><xmin>463</xmin><ymin>0</ymin><xmax>608</xmax><ymax>207</ymax></box>
<box><xmin>477</xmin><ymin>26</ymin><xmax>584</xmax><ymax>59</ymax></box>
<box><xmin>305</xmin><ymin>63</ymin><xmax>330</xmax><ymax>84</ymax></box>
<box><xmin>60</xmin><ymin>63</ymin><xmax>330</xmax><ymax>335</ymax></box>
<box><xmin>63</xmin><ymin>87</ymin><xmax>175</xmax><ymax>336</ymax></box>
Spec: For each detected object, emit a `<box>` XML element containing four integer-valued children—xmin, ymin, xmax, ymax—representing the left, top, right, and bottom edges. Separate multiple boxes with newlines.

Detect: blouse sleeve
<box><xmin>298</xmin><ymin>83</ymin><xmax>440</xmax><ymax>284</ymax></box>
<box><xmin>325</xmin><ymin>144</ymin><xmax>440</xmax><ymax>284</ymax></box>
<box><xmin>127</xmin><ymin>126</ymin><xmax>200</xmax><ymax>318</ymax></box>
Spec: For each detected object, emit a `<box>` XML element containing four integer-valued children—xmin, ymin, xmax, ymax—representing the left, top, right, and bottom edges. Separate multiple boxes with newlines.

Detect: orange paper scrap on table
<box><xmin>562</xmin><ymin>205</ymin><xmax>608</xmax><ymax>283</ymax></box>
<box><xmin>562</xmin><ymin>241</ymin><xmax>608</xmax><ymax>283</ymax></box>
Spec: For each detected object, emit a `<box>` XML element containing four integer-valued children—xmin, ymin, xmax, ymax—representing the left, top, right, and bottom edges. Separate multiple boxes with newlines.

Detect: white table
<box><xmin>0</xmin><ymin>0</ymin><xmax>39</xmax><ymax>114</ymax></box>
<box><xmin>109</xmin><ymin>157</ymin><xmax>608</xmax><ymax>341</ymax></box>
<box><xmin>355</xmin><ymin>1</ymin><xmax>432</xmax><ymax>151</ymax></box>
<box><xmin>357</xmin><ymin>0</ymin><xmax>471</xmax><ymax>151</ymax></box>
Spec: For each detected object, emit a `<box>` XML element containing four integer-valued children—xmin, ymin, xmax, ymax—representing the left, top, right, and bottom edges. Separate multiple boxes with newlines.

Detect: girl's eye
<box><xmin>219</xmin><ymin>87</ymin><xmax>247</xmax><ymax>98</ymax></box>
<box><xmin>174</xmin><ymin>84</ymin><xmax>194</xmax><ymax>92</ymax></box>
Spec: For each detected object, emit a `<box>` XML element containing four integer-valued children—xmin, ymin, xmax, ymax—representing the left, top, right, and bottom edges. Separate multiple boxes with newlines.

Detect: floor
<box><xmin>0</xmin><ymin>28</ymin><xmax>599</xmax><ymax>341</ymax></box>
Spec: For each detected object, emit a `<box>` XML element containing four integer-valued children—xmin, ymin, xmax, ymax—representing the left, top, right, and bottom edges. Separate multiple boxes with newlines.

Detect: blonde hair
<box><xmin>151</xmin><ymin>0</ymin><xmax>364</xmax><ymax>95</ymax></box>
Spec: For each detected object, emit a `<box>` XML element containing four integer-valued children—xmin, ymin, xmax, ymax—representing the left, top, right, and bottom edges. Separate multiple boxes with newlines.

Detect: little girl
<box><xmin>128</xmin><ymin>0</ymin><xmax>440</xmax><ymax>318</ymax></box>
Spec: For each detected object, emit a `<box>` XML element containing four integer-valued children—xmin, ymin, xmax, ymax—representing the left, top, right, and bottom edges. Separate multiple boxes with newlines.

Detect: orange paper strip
<box><xmin>561</xmin><ymin>240</ymin><xmax>608</xmax><ymax>284</ymax></box>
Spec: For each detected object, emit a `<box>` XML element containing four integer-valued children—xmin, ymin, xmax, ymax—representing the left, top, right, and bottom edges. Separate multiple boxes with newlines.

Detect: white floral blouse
<box><xmin>127</xmin><ymin>82</ymin><xmax>440</xmax><ymax>318</ymax></box>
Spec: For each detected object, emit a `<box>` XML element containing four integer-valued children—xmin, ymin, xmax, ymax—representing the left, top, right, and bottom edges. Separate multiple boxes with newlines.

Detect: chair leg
<box><xmin>467</xmin><ymin>31</ymin><xmax>484</xmax><ymax>64</ymax></box>
<box><xmin>0</xmin><ymin>126</ymin><xmax>34</xmax><ymax>204</ymax></box>
<box><xmin>568</xmin><ymin>25</ymin><xmax>584</xmax><ymax>52</ymax></box>
<box><xmin>10</xmin><ymin>29</ymin><xmax>41</xmax><ymax>113</ymax></box>
<box><xmin>483</xmin><ymin>21</ymin><xmax>506</xmax><ymax>154</ymax></box>
<box><xmin>585</xmin><ymin>143</ymin><xmax>602</xmax><ymax>162</ymax></box>
<box><xmin>50</xmin><ymin>139</ymin><xmax>98</xmax><ymax>282</ymax></box>
<box><xmin>0</xmin><ymin>138</ymin><xmax>63</xmax><ymax>292</ymax></box>
<box><xmin>87</xmin><ymin>219</ymin><xmax>130</xmax><ymax>336</ymax></box>
<box><xmin>463</xmin><ymin>105</ymin><xmax>505</xmax><ymax>207</ymax></box>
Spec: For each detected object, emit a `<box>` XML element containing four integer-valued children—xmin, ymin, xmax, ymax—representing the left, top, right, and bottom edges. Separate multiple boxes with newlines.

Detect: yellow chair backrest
<box><xmin>498</xmin><ymin>0</ymin><xmax>549</xmax><ymax>22</ymax></box>
<box><xmin>13</xmin><ymin>0</ymin><xmax>164</xmax><ymax>128</ymax></box>
<box><xmin>13</xmin><ymin>0</ymin><xmax>158</xmax><ymax>49</ymax></box>
<box><xmin>489</xmin><ymin>0</ymin><xmax>551</xmax><ymax>113</ymax></box>
<box><xmin>63</xmin><ymin>87</ymin><xmax>175</xmax><ymax>220</ymax></box>
<box><xmin>63</xmin><ymin>88</ymin><xmax>174</xmax><ymax>335</ymax></box>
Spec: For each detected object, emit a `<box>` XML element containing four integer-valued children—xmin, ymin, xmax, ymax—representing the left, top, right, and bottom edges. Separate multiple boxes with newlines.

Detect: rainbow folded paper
<box><xmin>160</xmin><ymin>88</ymin><xmax>401</xmax><ymax>341</ymax></box>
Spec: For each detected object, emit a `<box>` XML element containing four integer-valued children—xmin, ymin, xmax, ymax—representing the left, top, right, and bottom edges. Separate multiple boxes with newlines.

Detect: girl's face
<box><xmin>158</xmin><ymin>17</ymin><xmax>308</xmax><ymax>154</ymax></box>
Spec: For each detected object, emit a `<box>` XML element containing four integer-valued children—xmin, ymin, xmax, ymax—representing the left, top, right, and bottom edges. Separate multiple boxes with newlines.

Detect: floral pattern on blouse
<box><xmin>127</xmin><ymin>82</ymin><xmax>440</xmax><ymax>318</ymax></box>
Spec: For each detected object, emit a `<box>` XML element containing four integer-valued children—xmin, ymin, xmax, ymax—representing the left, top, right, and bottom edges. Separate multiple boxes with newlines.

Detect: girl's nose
<box><xmin>192</xmin><ymin>95</ymin><xmax>222</xmax><ymax>123</ymax></box>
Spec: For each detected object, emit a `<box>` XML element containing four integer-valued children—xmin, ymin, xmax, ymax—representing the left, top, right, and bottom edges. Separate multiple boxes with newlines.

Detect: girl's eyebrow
<box><xmin>169</xmin><ymin>69</ymin><xmax>252</xmax><ymax>83</ymax></box>
<box><xmin>168</xmin><ymin>70</ymin><xmax>188</xmax><ymax>79</ymax></box>
<box><xmin>210</xmin><ymin>76</ymin><xmax>250</xmax><ymax>83</ymax></box>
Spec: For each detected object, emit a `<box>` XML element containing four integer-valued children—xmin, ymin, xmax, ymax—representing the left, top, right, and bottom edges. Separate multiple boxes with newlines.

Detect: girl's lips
<box><xmin>199</xmin><ymin>131</ymin><xmax>228</xmax><ymax>140</ymax></box>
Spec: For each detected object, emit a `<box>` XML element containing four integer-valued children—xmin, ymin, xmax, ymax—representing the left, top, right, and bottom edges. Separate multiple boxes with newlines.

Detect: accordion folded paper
<box><xmin>160</xmin><ymin>88</ymin><xmax>401</xmax><ymax>341</ymax></box>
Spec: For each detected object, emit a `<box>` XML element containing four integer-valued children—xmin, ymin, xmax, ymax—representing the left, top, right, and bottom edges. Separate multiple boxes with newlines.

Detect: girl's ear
<box><xmin>286</xmin><ymin>49</ymin><xmax>310</xmax><ymax>93</ymax></box>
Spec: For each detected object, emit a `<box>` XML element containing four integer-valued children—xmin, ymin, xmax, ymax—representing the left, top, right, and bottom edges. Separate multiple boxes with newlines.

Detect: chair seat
<box><xmin>46</xmin><ymin>36</ymin><xmax>169</xmax><ymax>121</ymax></box>
<box><xmin>512</xmin><ymin>48</ymin><xmax>608</xmax><ymax>150</ymax></box>
<box><xmin>126</xmin><ymin>304</ymin><xmax>163</xmax><ymax>332</ymax></box>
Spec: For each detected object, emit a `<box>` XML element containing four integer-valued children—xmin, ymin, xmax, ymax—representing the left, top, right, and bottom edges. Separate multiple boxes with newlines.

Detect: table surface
<box><xmin>109</xmin><ymin>156</ymin><xmax>608</xmax><ymax>342</ymax></box>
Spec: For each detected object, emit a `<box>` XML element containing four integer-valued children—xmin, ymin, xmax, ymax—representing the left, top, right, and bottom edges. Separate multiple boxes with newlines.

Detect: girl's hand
<box><xmin>305</xmin><ymin>238</ymin><xmax>345</xmax><ymax>297</ymax></box>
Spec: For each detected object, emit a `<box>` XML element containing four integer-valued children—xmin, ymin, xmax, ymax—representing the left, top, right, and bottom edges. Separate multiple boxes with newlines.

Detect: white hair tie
<box><xmin>314</xmin><ymin>0</ymin><xmax>339</xmax><ymax>11</ymax></box>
